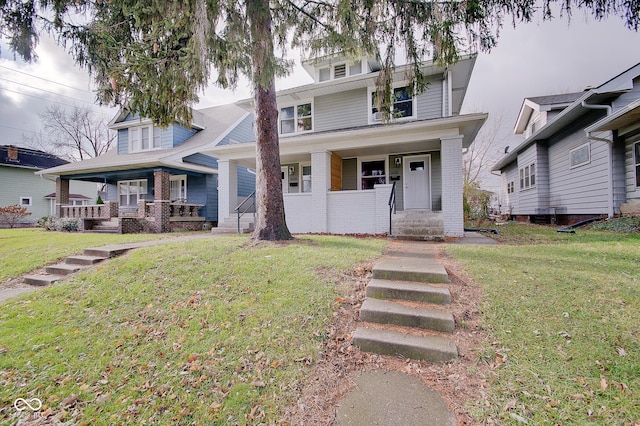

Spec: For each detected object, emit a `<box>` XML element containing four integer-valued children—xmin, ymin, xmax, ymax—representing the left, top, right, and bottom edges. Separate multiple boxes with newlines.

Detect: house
<box><xmin>0</xmin><ymin>145</ymin><xmax>96</xmax><ymax>227</ymax></box>
<box><xmin>492</xmin><ymin>62</ymin><xmax>640</xmax><ymax>225</ymax></box>
<box><xmin>37</xmin><ymin>104</ymin><xmax>256</xmax><ymax>233</ymax></box>
<box><xmin>207</xmin><ymin>54</ymin><xmax>487</xmax><ymax>238</ymax></box>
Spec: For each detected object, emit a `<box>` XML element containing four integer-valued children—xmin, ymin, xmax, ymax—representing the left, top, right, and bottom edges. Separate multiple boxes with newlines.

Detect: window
<box><xmin>129</xmin><ymin>125</ymin><xmax>162</xmax><ymax>152</ymax></box>
<box><xmin>302</xmin><ymin>165</ymin><xmax>312</xmax><ymax>193</ymax></box>
<box><xmin>19</xmin><ymin>197</ymin><xmax>32</xmax><ymax>207</ymax></box>
<box><xmin>280</xmin><ymin>102</ymin><xmax>312</xmax><ymax>135</ymax></box>
<box><xmin>170</xmin><ymin>175</ymin><xmax>187</xmax><ymax>202</ymax></box>
<box><xmin>360</xmin><ymin>159</ymin><xmax>386</xmax><ymax>190</ymax></box>
<box><xmin>635</xmin><ymin>141</ymin><xmax>640</xmax><ymax>187</ymax></box>
<box><xmin>118</xmin><ymin>180</ymin><xmax>148</xmax><ymax>207</ymax></box>
<box><xmin>370</xmin><ymin>85</ymin><xmax>415</xmax><ymax>122</ymax></box>
<box><xmin>318</xmin><ymin>60</ymin><xmax>362</xmax><ymax>82</ymax></box>
<box><xmin>507</xmin><ymin>181</ymin><xmax>515</xmax><ymax>194</ymax></box>
<box><xmin>519</xmin><ymin>163</ymin><xmax>536</xmax><ymax>190</ymax></box>
<box><xmin>570</xmin><ymin>143</ymin><xmax>590</xmax><ymax>168</ymax></box>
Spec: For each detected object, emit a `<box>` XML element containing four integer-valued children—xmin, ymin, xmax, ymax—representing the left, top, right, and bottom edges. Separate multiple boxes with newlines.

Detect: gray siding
<box><xmin>388</xmin><ymin>155</ymin><xmax>404</xmax><ymax>209</ymax></box>
<box><xmin>416</xmin><ymin>79</ymin><xmax>444</xmax><ymax>121</ymax></box>
<box><xmin>315</xmin><ymin>89</ymin><xmax>368</xmax><ymax>132</ymax></box>
<box><xmin>547</xmin><ymin>123</ymin><xmax>610</xmax><ymax>214</ymax></box>
<box><xmin>502</xmin><ymin>163</ymin><xmax>519</xmax><ymax>214</ymax></box>
<box><xmin>612</xmin><ymin>138</ymin><xmax>626</xmax><ymax>212</ymax></box>
<box><xmin>516</xmin><ymin>144</ymin><xmax>540</xmax><ymax>214</ymax></box>
<box><xmin>342</xmin><ymin>158</ymin><xmax>357</xmax><ymax>190</ymax></box>
<box><xmin>237</xmin><ymin>167</ymin><xmax>256</xmax><ymax>197</ymax></box>
<box><xmin>536</xmin><ymin>145</ymin><xmax>550</xmax><ymax>214</ymax></box>
<box><xmin>612</xmin><ymin>76</ymin><xmax>640</xmax><ymax>112</ymax></box>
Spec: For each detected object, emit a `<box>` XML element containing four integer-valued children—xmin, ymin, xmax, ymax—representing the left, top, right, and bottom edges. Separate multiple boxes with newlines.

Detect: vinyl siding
<box><xmin>430</xmin><ymin>151</ymin><xmax>442</xmax><ymax>210</ymax></box>
<box><xmin>417</xmin><ymin>79</ymin><xmax>444</xmax><ymax>121</ymax></box>
<box><xmin>117</xmin><ymin>124</ymin><xmax>195</xmax><ymax>154</ymax></box>
<box><xmin>612</xmin><ymin>76</ymin><xmax>640</xmax><ymax>112</ymax></box>
<box><xmin>502</xmin><ymin>163</ymin><xmax>519</xmax><ymax>214</ymax></box>
<box><xmin>184</xmin><ymin>153</ymin><xmax>219</xmax><ymax>169</ymax></box>
<box><xmin>612</xmin><ymin>139</ymin><xmax>626</xmax><ymax>212</ymax></box>
<box><xmin>314</xmin><ymin>88</ymin><xmax>368</xmax><ymax>132</ymax></box>
<box><xmin>184</xmin><ymin>175</ymin><xmax>214</xmax><ymax>221</ymax></box>
<box><xmin>342</xmin><ymin>158</ymin><xmax>357</xmax><ymax>190</ymax></box>
<box><xmin>218</xmin><ymin>114</ymin><xmax>255</xmax><ymax>146</ymax></box>
<box><xmin>516</xmin><ymin>145</ymin><xmax>540</xmax><ymax>214</ymax></box>
<box><xmin>237</xmin><ymin>167</ymin><xmax>256</xmax><ymax>198</ymax></box>
<box><xmin>0</xmin><ymin>168</ymin><xmax>96</xmax><ymax>222</ymax></box>
<box><xmin>547</xmin><ymin>120</ymin><xmax>610</xmax><ymax>214</ymax></box>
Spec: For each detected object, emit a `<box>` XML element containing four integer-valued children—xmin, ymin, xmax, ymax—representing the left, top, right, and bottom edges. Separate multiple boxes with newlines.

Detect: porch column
<box><xmin>311</xmin><ymin>150</ymin><xmax>331</xmax><ymax>233</ymax></box>
<box><xmin>217</xmin><ymin>159</ymin><xmax>238</xmax><ymax>224</ymax></box>
<box><xmin>153</xmin><ymin>169</ymin><xmax>171</xmax><ymax>232</ymax></box>
<box><xmin>55</xmin><ymin>177</ymin><xmax>70</xmax><ymax>217</ymax></box>
<box><xmin>441</xmin><ymin>136</ymin><xmax>464</xmax><ymax>237</ymax></box>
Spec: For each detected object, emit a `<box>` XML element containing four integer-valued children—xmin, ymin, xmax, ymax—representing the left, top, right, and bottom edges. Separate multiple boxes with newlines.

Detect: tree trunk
<box><xmin>247</xmin><ymin>0</ymin><xmax>292</xmax><ymax>241</ymax></box>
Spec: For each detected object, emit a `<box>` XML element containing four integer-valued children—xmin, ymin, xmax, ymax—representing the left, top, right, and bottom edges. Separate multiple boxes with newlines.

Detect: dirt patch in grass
<box><xmin>283</xmin><ymin>246</ymin><xmax>493</xmax><ymax>425</ymax></box>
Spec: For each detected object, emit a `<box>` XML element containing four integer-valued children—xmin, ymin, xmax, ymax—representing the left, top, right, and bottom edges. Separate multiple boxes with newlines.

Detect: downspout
<box><xmin>582</xmin><ymin>100</ymin><xmax>614</xmax><ymax>218</ymax></box>
<box><xmin>447</xmin><ymin>69</ymin><xmax>453</xmax><ymax>116</ymax></box>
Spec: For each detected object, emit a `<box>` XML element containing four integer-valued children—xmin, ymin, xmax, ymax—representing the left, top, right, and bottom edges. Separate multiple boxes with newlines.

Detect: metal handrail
<box><xmin>388</xmin><ymin>181</ymin><xmax>396</xmax><ymax>236</ymax></box>
<box><xmin>234</xmin><ymin>191</ymin><xmax>256</xmax><ymax>234</ymax></box>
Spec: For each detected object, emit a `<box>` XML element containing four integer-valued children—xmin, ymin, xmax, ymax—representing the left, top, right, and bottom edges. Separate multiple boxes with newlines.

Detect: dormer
<box><xmin>302</xmin><ymin>55</ymin><xmax>381</xmax><ymax>83</ymax></box>
<box><xmin>514</xmin><ymin>92</ymin><xmax>584</xmax><ymax>139</ymax></box>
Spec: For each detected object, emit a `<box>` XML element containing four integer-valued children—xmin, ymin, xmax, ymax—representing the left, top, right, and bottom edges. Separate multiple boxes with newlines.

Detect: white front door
<box><xmin>403</xmin><ymin>155</ymin><xmax>431</xmax><ymax>209</ymax></box>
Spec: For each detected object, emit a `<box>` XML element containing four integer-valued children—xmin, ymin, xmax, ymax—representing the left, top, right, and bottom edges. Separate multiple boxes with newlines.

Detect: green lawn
<box><xmin>0</xmin><ymin>234</ymin><xmax>386</xmax><ymax>424</ymax></box>
<box><xmin>447</xmin><ymin>223</ymin><xmax>640</xmax><ymax>425</ymax></box>
<box><xmin>0</xmin><ymin>228</ymin><xmax>184</xmax><ymax>282</ymax></box>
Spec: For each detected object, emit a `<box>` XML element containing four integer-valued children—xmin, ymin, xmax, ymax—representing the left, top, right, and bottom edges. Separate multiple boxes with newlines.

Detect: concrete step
<box><xmin>372</xmin><ymin>257</ymin><xmax>449</xmax><ymax>283</ymax></box>
<box><xmin>366</xmin><ymin>279</ymin><xmax>451</xmax><ymax>305</ymax></box>
<box><xmin>352</xmin><ymin>327</ymin><xmax>458</xmax><ymax>362</ymax></box>
<box><xmin>83</xmin><ymin>247</ymin><xmax>127</xmax><ymax>258</ymax></box>
<box><xmin>65</xmin><ymin>255</ymin><xmax>108</xmax><ymax>265</ymax></box>
<box><xmin>45</xmin><ymin>263</ymin><xmax>82</xmax><ymax>276</ymax></box>
<box><xmin>23</xmin><ymin>274</ymin><xmax>63</xmax><ymax>286</ymax></box>
<box><xmin>360</xmin><ymin>299</ymin><xmax>455</xmax><ymax>333</ymax></box>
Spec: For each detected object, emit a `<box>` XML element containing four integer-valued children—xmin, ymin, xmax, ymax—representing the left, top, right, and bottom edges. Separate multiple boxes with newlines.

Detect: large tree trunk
<box><xmin>247</xmin><ymin>0</ymin><xmax>292</xmax><ymax>240</ymax></box>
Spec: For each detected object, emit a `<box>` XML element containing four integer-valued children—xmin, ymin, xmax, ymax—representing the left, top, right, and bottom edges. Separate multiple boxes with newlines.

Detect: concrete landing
<box><xmin>335</xmin><ymin>370</ymin><xmax>456</xmax><ymax>426</ymax></box>
<box><xmin>372</xmin><ymin>256</ymin><xmax>449</xmax><ymax>283</ymax></box>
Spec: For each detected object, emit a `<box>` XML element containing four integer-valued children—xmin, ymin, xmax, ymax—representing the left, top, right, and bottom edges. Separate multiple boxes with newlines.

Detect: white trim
<box><xmin>569</xmin><ymin>142</ymin><xmax>591</xmax><ymax>169</ymax></box>
<box><xmin>634</xmin><ymin>140</ymin><xmax>640</xmax><ymax>188</ymax></box>
<box><xmin>170</xmin><ymin>174</ymin><xmax>188</xmax><ymax>202</ymax></box>
<box><xmin>358</xmin><ymin>156</ymin><xmax>388</xmax><ymax>190</ymax></box>
<box><xmin>279</xmin><ymin>99</ymin><xmax>314</xmax><ymax>136</ymax></box>
<box><xmin>118</xmin><ymin>179</ymin><xmax>148</xmax><ymax>207</ymax></box>
<box><xmin>129</xmin><ymin>124</ymin><xmax>162</xmax><ymax>152</ymax></box>
<box><xmin>367</xmin><ymin>82</ymin><xmax>418</xmax><ymax>125</ymax></box>
<box><xmin>447</xmin><ymin>69</ymin><xmax>453</xmax><ymax>117</ymax></box>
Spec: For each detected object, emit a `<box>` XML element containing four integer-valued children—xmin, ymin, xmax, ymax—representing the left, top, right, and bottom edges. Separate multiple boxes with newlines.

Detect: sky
<box><xmin>1</xmin><ymin>11</ymin><xmax>639</xmax><ymax>189</ymax></box>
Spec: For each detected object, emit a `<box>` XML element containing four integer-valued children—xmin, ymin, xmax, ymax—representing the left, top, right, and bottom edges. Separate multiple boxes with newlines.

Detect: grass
<box><xmin>0</xmin><ymin>228</ymin><xmax>184</xmax><ymax>282</ymax></box>
<box><xmin>0</xmin><ymin>234</ymin><xmax>386</xmax><ymax>424</ymax></box>
<box><xmin>447</xmin><ymin>222</ymin><xmax>640</xmax><ymax>425</ymax></box>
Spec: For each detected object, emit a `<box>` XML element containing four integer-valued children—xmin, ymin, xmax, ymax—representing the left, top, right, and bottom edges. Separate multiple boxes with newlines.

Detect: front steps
<box><xmin>212</xmin><ymin>215</ymin><xmax>255</xmax><ymax>234</ymax></box>
<box><xmin>22</xmin><ymin>246</ymin><xmax>127</xmax><ymax>287</ymax></box>
<box><xmin>87</xmin><ymin>218</ymin><xmax>120</xmax><ymax>234</ymax></box>
<box><xmin>390</xmin><ymin>210</ymin><xmax>444</xmax><ymax>241</ymax></box>
<box><xmin>352</xmin><ymin>245</ymin><xmax>458</xmax><ymax>362</ymax></box>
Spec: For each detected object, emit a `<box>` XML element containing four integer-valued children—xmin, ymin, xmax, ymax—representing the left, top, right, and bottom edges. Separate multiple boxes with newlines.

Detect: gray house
<box><xmin>493</xmin><ymin>62</ymin><xmax>640</xmax><ymax>224</ymax></box>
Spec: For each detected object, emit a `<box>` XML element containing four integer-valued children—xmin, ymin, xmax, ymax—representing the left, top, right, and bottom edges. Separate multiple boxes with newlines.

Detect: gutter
<box><xmin>582</xmin><ymin>100</ymin><xmax>613</xmax><ymax>143</ymax></box>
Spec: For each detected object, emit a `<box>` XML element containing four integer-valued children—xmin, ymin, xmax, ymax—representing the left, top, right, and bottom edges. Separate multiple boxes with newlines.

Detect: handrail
<box><xmin>388</xmin><ymin>181</ymin><xmax>397</xmax><ymax>236</ymax></box>
<box><xmin>234</xmin><ymin>191</ymin><xmax>256</xmax><ymax>234</ymax></box>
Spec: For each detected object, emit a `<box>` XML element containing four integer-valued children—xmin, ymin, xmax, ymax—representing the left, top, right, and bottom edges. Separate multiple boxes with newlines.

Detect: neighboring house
<box><xmin>38</xmin><ymin>104</ymin><xmax>256</xmax><ymax>233</ymax></box>
<box><xmin>0</xmin><ymin>145</ymin><xmax>96</xmax><ymax>226</ymax></box>
<box><xmin>207</xmin><ymin>54</ymin><xmax>487</xmax><ymax>238</ymax></box>
<box><xmin>493</xmin><ymin>62</ymin><xmax>640</xmax><ymax>225</ymax></box>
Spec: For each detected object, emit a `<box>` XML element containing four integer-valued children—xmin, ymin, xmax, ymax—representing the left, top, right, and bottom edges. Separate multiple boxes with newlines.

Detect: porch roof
<box><xmin>203</xmin><ymin>113</ymin><xmax>487</xmax><ymax>168</ymax></box>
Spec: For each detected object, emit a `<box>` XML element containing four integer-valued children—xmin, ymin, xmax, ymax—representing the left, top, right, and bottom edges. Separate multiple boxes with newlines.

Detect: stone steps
<box><xmin>65</xmin><ymin>255</ymin><xmax>109</xmax><ymax>266</ymax></box>
<box><xmin>366</xmin><ymin>279</ymin><xmax>451</xmax><ymax>304</ymax></box>
<box><xmin>212</xmin><ymin>216</ymin><xmax>255</xmax><ymax>234</ymax></box>
<box><xmin>352</xmin><ymin>327</ymin><xmax>457</xmax><ymax>362</ymax></box>
<box><xmin>45</xmin><ymin>264</ymin><xmax>82</xmax><ymax>276</ymax></box>
<box><xmin>23</xmin><ymin>274</ymin><xmax>63</xmax><ymax>287</ymax></box>
<box><xmin>390</xmin><ymin>210</ymin><xmax>444</xmax><ymax>241</ymax></box>
<box><xmin>372</xmin><ymin>256</ymin><xmax>449</xmax><ymax>283</ymax></box>
<box><xmin>353</xmin><ymin>246</ymin><xmax>458</xmax><ymax>362</ymax></box>
<box><xmin>360</xmin><ymin>298</ymin><xmax>455</xmax><ymax>333</ymax></box>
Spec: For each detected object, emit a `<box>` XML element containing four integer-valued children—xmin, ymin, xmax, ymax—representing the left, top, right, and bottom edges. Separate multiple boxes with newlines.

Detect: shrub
<box><xmin>0</xmin><ymin>204</ymin><xmax>32</xmax><ymax>228</ymax></box>
<box><xmin>590</xmin><ymin>216</ymin><xmax>640</xmax><ymax>233</ymax></box>
<box><xmin>41</xmin><ymin>217</ymin><xmax>80</xmax><ymax>232</ymax></box>
<box><xmin>96</xmin><ymin>195</ymin><xmax>104</xmax><ymax>204</ymax></box>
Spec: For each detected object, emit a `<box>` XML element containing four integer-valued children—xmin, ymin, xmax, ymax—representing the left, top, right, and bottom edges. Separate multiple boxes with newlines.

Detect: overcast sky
<box><xmin>1</xmin><ymin>11</ymin><xmax>639</xmax><ymax>187</ymax></box>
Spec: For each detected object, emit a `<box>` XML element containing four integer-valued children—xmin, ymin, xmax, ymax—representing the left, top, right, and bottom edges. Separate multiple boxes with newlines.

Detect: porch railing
<box><xmin>388</xmin><ymin>181</ymin><xmax>397</xmax><ymax>236</ymax></box>
<box><xmin>61</xmin><ymin>202</ymin><xmax>118</xmax><ymax>219</ymax></box>
<box><xmin>169</xmin><ymin>202</ymin><xmax>204</xmax><ymax>218</ymax></box>
<box><xmin>234</xmin><ymin>191</ymin><xmax>256</xmax><ymax>234</ymax></box>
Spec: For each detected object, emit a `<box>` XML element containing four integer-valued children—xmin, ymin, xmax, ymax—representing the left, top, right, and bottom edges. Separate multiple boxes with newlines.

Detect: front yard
<box><xmin>448</xmin><ymin>223</ymin><xmax>640</xmax><ymax>424</ymax></box>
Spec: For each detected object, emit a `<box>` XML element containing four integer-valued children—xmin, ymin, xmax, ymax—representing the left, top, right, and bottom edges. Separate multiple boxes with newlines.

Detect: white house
<box><xmin>206</xmin><ymin>54</ymin><xmax>487</xmax><ymax>239</ymax></box>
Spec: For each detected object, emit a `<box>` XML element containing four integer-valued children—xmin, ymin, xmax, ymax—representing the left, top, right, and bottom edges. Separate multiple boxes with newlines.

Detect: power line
<box><xmin>0</xmin><ymin>63</ymin><xmax>90</xmax><ymax>93</ymax></box>
<box><xmin>0</xmin><ymin>86</ymin><xmax>114</xmax><ymax>118</ymax></box>
<box><xmin>0</xmin><ymin>76</ymin><xmax>98</xmax><ymax>106</ymax></box>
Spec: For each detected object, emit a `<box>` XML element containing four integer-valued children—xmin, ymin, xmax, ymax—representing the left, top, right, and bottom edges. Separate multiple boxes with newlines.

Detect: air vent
<box><xmin>334</xmin><ymin>64</ymin><xmax>346</xmax><ymax>79</ymax></box>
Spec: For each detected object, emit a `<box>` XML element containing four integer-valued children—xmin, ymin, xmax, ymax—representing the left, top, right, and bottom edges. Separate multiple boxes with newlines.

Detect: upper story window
<box><xmin>570</xmin><ymin>143</ymin><xmax>590</xmax><ymax>168</ymax></box>
<box><xmin>318</xmin><ymin>60</ymin><xmax>363</xmax><ymax>82</ymax></box>
<box><xmin>280</xmin><ymin>102</ymin><xmax>313</xmax><ymax>135</ymax></box>
<box><xmin>369</xmin><ymin>85</ymin><xmax>416</xmax><ymax>123</ymax></box>
<box><xmin>519</xmin><ymin>163</ymin><xmax>536</xmax><ymax>190</ymax></box>
<box><xmin>129</xmin><ymin>125</ymin><xmax>162</xmax><ymax>152</ymax></box>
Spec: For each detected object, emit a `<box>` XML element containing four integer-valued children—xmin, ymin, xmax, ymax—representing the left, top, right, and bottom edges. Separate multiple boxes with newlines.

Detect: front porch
<box><xmin>55</xmin><ymin>169</ymin><xmax>207</xmax><ymax>233</ymax></box>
